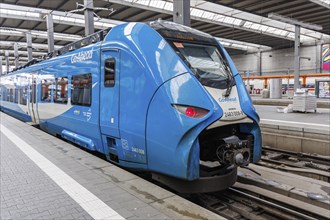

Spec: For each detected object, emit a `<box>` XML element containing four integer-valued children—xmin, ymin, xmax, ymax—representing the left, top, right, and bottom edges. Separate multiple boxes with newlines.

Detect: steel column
<box><xmin>173</xmin><ymin>0</ymin><xmax>190</xmax><ymax>26</ymax></box>
<box><xmin>257</xmin><ymin>51</ymin><xmax>262</xmax><ymax>76</ymax></box>
<box><xmin>26</xmin><ymin>31</ymin><xmax>33</xmax><ymax>61</ymax></box>
<box><xmin>5</xmin><ymin>50</ymin><xmax>9</xmax><ymax>73</ymax></box>
<box><xmin>84</xmin><ymin>0</ymin><xmax>95</xmax><ymax>36</ymax></box>
<box><xmin>14</xmin><ymin>42</ymin><xmax>19</xmax><ymax>68</ymax></box>
<box><xmin>294</xmin><ymin>25</ymin><xmax>300</xmax><ymax>92</ymax></box>
<box><xmin>0</xmin><ymin>56</ymin><xmax>3</xmax><ymax>75</ymax></box>
<box><xmin>316</xmin><ymin>41</ymin><xmax>322</xmax><ymax>73</ymax></box>
<box><xmin>46</xmin><ymin>14</ymin><xmax>55</xmax><ymax>52</ymax></box>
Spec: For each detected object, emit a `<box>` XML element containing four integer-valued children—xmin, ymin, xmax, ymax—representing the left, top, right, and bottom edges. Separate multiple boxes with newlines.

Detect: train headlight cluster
<box><xmin>172</xmin><ymin>104</ymin><xmax>209</xmax><ymax>118</ymax></box>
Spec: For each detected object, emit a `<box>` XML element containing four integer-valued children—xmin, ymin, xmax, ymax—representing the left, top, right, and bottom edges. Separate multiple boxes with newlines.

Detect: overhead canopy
<box><xmin>0</xmin><ymin>0</ymin><xmax>329</xmax><ymax>63</ymax></box>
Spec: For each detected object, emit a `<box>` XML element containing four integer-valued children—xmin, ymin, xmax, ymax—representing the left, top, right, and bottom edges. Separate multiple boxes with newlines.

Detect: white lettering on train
<box><xmin>71</xmin><ymin>49</ymin><xmax>93</xmax><ymax>63</ymax></box>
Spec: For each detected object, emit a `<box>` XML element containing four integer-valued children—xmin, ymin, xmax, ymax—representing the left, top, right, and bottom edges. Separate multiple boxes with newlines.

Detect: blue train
<box><xmin>0</xmin><ymin>20</ymin><xmax>261</xmax><ymax>193</ymax></box>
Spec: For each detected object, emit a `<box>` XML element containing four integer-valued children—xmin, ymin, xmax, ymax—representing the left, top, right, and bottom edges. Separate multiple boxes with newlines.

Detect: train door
<box><xmin>28</xmin><ymin>74</ymin><xmax>40</xmax><ymax>124</ymax></box>
<box><xmin>100</xmin><ymin>49</ymin><xmax>120</xmax><ymax>138</ymax></box>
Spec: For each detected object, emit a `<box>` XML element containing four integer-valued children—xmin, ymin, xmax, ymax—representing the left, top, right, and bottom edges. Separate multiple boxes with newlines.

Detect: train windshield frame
<box><xmin>171</xmin><ymin>41</ymin><xmax>233</xmax><ymax>90</ymax></box>
<box><xmin>148</xmin><ymin>20</ymin><xmax>234</xmax><ymax>90</ymax></box>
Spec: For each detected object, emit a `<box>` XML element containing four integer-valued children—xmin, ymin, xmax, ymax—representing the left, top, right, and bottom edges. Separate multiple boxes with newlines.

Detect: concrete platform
<box><xmin>256</xmin><ymin>105</ymin><xmax>330</xmax><ymax>126</ymax></box>
<box><xmin>252</xmin><ymin>96</ymin><xmax>330</xmax><ymax>109</ymax></box>
<box><xmin>0</xmin><ymin>112</ymin><xmax>223</xmax><ymax>220</ymax></box>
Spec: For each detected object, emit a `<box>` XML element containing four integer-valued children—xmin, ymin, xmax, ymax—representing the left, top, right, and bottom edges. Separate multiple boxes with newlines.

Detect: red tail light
<box><xmin>172</xmin><ymin>104</ymin><xmax>209</xmax><ymax>118</ymax></box>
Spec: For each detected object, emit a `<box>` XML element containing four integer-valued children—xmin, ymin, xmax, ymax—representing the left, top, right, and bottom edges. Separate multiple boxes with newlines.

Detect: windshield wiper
<box><xmin>224</xmin><ymin>77</ymin><xmax>235</xmax><ymax>97</ymax></box>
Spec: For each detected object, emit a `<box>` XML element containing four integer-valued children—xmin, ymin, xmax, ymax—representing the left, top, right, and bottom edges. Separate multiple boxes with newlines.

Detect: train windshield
<box><xmin>172</xmin><ymin>42</ymin><xmax>232</xmax><ymax>89</ymax></box>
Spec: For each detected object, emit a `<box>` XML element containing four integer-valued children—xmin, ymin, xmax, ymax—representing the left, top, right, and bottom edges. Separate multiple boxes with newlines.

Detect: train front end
<box><xmin>145</xmin><ymin>21</ymin><xmax>261</xmax><ymax>193</ymax></box>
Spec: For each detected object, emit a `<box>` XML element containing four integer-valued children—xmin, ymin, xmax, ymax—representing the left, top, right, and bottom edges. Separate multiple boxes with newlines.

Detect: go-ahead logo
<box><xmin>71</xmin><ymin>49</ymin><xmax>93</xmax><ymax>63</ymax></box>
<box><xmin>219</xmin><ymin>97</ymin><xmax>237</xmax><ymax>102</ymax></box>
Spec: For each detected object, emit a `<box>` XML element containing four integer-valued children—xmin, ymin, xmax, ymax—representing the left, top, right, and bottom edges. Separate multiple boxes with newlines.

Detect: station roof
<box><xmin>1</xmin><ymin>0</ymin><xmax>329</xmax><ymax>62</ymax></box>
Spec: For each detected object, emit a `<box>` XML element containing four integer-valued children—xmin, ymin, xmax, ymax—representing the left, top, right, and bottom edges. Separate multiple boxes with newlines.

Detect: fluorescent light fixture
<box><xmin>0</xmin><ymin>50</ymin><xmax>46</xmax><ymax>56</ymax></box>
<box><xmin>268</xmin><ymin>13</ymin><xmax>323</xmax><ymax>31</ymax></box>
<box><xmin>0</xmin><ymin>41</ymin><xmax>61</xmax><ymax>50</ymax></box>
<box><xmin>0</xmin><ymin>27</ymin><xmax>81</xmax><ymax>42</ymax></box>
<box><xmin>0</xmin><ymin>8</ymin><xmax>40</xmax><ymax>18</ymax></box>
<box><xmin>216</xmin><ymin>37</ymin><xmax>272</xmax><ymax>52</ymax></box>
<box><xmin>150</xmin><ymin>0</ymin><xmax>165</xmax><ymax>8</ymax></box>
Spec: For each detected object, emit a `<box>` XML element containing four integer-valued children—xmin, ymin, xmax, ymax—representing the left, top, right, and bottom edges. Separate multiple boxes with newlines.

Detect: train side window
<box><xmin>30</xmin><ymin>84</ymin><xmax>36</xmax><ymax>104</ymax></box>
<box><xmin>54</xmin><ymin>77</ymin><xmax>68</xmax><ymax>104</ymax></box>
<box><xmin>9</xmin><ymin>89</ymin><xmax>14</xmax><ymax>102</ymax></box>
<box><xmin>14</xmin><ymin>89</ymin><xmax>19</xmax><ymax>103</ymax></box>
<box><xmin>104</xmin><ymin>58</ymin><xmax>115</xmax><ymax>87</ymax></box>
<box><xmin>41</xmin><ymin>79</ymin><xmax>52</xmax><ymax>102</ymax></box>
<box><xmin>19</xmin><ymin>88</ymin><xmax>27</xmax><ymax>105</ymax></box>
<box><xmin>5</xmin><ymin>88</ymin><xmax>9</xmax><ymax>101</ymax></box>
<box><xmin>71</xmin><ymin>73</ymin><xmax>92</xmax><ymax>106</ymax></box>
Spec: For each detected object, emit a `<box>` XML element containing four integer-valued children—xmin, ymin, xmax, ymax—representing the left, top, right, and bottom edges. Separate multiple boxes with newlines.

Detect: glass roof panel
<box><xmin>202</xmin><ymin>11</ymin><xmax>214</xmax><ymax>19</ymax></box>
<box><xmin>250</xmin><ymin>23</ymin><xmax>261</xmax><ymax>30</ymax></box>
<box><xmin>164</xmin><ymin>2</ymin><xmax>173</xmax><ymax>11</ymax></box>
<box><xmin>136</xmin><ymin>0</ymin><xmax>150</xmax><ymax>6</ymax></box>
<box><xmin>213</xmin><ymin>14</ymin><xmax>225</xmax><ymax>22</ymax></box>
<box><xmin>191</xmin><ymin>8</ymin><xmax>204</xmax><ymax>17</ymax></box>
<box><xmin>149</xmin><ymin>0</ymin><xmax>165</xmax><ymax>8</ymax></box>
<box><xmin>287</xmin><ymin>32</ymin><xmax>295</xmax><ymax>38</ymax></box>
<box><xmin>259</xmin><ymin>25</ymin><xmax>268</xmax><ymax>32</ymax></box>
<box><xmin>243</xmin><ymin>21</ymin><xmax>253</xmax><ymax>28</ymax></box>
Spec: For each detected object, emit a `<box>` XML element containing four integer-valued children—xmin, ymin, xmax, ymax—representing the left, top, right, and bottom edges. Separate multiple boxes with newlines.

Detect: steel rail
<box><xmin>228</xmin><ymin>187</ymin><xmax>319</xmax><ymax>220</ymax></box>
<box><xmin>262</xmin><ymin>146</ymin><xmax>330</xmax><ymax>166</ymax></box>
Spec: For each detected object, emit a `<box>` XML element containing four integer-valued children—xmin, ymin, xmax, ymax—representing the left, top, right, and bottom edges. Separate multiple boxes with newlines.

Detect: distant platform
<box><xmin>256</xmin><ymin>105</ymin><xmax>330</xmax><ymax>126</ymax></box>
<box><xmin>255</xmin><ymin>105</ymin><xmax>329</xmax><ymax>155</ymax></box>
<box><xmin>251</xmin><ymin>96</ymin><xmax>330</xmax><ymax>108</ymax></box>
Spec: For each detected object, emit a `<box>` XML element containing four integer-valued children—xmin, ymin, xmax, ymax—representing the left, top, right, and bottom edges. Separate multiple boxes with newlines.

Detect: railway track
<box><xmin>259</xmin><ymin>146</ymin><xmax>330</xmax><ymax>182</ymax></box>
<box><xmin>184</xmin><ymin>146</ymin><xmax>330</xmax><ymax>220</ymax></box>
<box><xmin>189</xmin><ymin>187</ymin><xmax>328</xmax><ymax>220</ymax></box>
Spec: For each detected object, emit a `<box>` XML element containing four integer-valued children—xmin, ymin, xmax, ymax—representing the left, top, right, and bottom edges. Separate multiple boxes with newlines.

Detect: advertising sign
<box><xmin>322</xmin><ymin>44</ymin><xmax>330</xmax><ymax>70</ymax></box>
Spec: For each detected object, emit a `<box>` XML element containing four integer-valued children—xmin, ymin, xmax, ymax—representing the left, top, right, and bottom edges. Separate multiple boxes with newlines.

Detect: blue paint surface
<box><xmin>0</xmin><ymin>21</ymin><xmax>262</xmax><ymax>182</ymax></box>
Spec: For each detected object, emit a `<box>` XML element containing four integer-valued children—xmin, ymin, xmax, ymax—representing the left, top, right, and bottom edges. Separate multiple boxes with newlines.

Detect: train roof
<box><xmin>3</xmin><ymin>20</ymin><xmax>217</xmax><ymax>76</ymax></box>
<box><xmin>147</xmin><ymin>20</ymin><xmax>216</xmax><ymax>45</ymax></box>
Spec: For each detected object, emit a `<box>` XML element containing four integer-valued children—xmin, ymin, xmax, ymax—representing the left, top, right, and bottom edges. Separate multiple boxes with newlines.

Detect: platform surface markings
<box><xmin>0</xmin><ymin>124</ymin><xmax>125</xmax><ymax>220</ymax></box>
<box><xmin>261</xmin><ymin>119</ymin><xmax>330</xmax><ymax>127</ymax></box>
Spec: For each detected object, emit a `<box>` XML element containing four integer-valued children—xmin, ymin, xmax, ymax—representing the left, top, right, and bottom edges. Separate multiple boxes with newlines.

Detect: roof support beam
<box><xmin>0</xmin><ymin>41</ymin><xmax>61</xmax><ymax>51</ymax></box>
<box><xmin>268</xmin><ymin>13</ymin><xmax>322</xmax><ymax>31</ymax></box>
<box><xmin>46</xmin><ymin>14</ymin><xmax>55</xmax><ymax>53</ymax></box>
<box><xmin>26</xmin><ymin>32</ymin><xmax>33</xmax><ymax>61</ymax></box>
<box><xmin>14</xmin><ymin>42</ymin><xmax>19</xmax><ymax>68</ymax></box>
<box><xmin>5</xmin><ymin>50</ymin><xmax>9</xmax><ymax>73</ymax></box>
<box><xmin>294</xmin><ymin>25</ymin><xmax>301</xmax><ymax>92</ymax></box>
<box><xmin>257</xmin><ymin>51</ymin><xmax>262</xmax><ymax>76</ymax></box>
<box><xmin>316</xmin><ymin>41</ymin><xmax>322</xmax><ymax>73</ymax></box>
<box><xmin>0</xmin><ymin>27</ymin><xmax>81</xmax><ymax>42</ymax></box>
<box><xmin>0</xmin><ymin>50</ymin><xmax>46</xmax><ymax>57</ymax></box>
<box><xmin>173</xmin><ymin>0</ymin><xmax>190</xmax><ymax>26</ymax></box>
<box><xmin>0</xmin><ymin>56</ymin><xmax>3</xmax><ymax>75</ymax></box>
<box><xmin>84</xmin><ymin>0</ymin><xmax>95</xmax><ymax>36</ymax></box>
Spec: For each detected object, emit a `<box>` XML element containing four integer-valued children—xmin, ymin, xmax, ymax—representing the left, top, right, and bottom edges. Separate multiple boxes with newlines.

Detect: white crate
<box><xmin>293</xmin><ymin>89</ymin><xmax>317</xmax><ymax>112</ymax></box>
